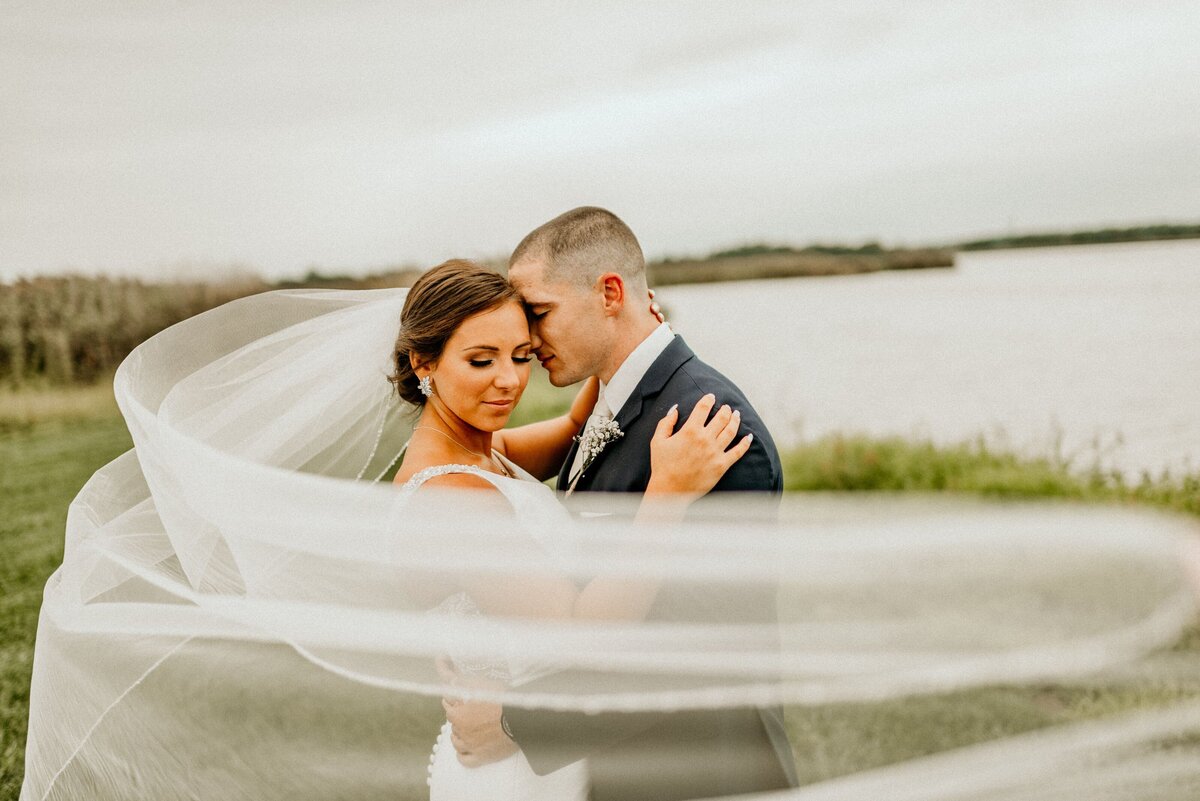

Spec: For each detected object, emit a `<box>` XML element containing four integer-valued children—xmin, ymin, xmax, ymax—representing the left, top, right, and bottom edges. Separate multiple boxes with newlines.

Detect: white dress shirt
<box><xmin>568</xmin><ymin>322</ymin><xmax>676</xmax><ymax>482</ymax></box>
<box><xmin>599</xmin><ymin>321</ymin><xmax>676</xmax><ymax>418</ymax></box>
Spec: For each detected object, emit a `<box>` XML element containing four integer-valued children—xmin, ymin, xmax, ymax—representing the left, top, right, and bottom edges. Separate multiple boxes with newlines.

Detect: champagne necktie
<box><xmin>568</xmin><ymin>391</ymin><xmax>613</xmax><ymax>482</ymax></box>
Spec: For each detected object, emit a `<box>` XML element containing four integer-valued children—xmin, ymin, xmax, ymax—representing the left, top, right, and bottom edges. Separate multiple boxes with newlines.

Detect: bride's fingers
<box><xmin>684</xmin><ymin>394</ymin><xmax>717</xmax><ymax>429</ymax></box>
<box><xmin>653</xmin><ymin>404</ymin><xmax>679</xmax><ymax>440</ymax></box>
<box><xmin>435</xmin><ymin>654</ymin><xmax>459</xmax><ymax>683</ymax></box>
<box><xmin>705</xmin><ymin>403</ymin><xmax>734</xmax><ymax>434</ymax></box>
<box><xmin>713</xmin><ymin>409</ymin><xmax>741</xmax><ymax>450</ymax></box>
<box><xmin>646</xmin><ymin>288</ymin><xmax>663</xmax><ymax>321</ymax></box>
<box><xmin>722</xmin><ymin>432</ymin><xmax>754</xmax><ymax>468</ymax></box>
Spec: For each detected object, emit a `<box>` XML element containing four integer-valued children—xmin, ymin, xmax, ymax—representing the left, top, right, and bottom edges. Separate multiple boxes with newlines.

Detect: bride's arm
<box><xmin>490</xmin><ymin>377</ymin><xmax>599</xmax><ymax>481</ymax></box>
<box><xmin>423</xmin><ymin>395</ymin><xmax>749</xmax><ymax>622</ymax></box>
<box><xmin>437</xmin><ymin>399</ymin><xmax>750</xmax><ymax>771</ymax></box>
<box><xmin>568</xmin><ymin>395</ymin><xmax>748</xmax><ymax>620</ymax></box>
<box><xmin>413</xmin><ymin>472</ymin><xmax>578</xmax><ymax>618</ymax></box>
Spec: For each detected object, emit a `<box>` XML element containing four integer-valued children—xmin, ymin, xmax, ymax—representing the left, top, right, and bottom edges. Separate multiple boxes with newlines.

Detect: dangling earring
<box><xmin>418</xmin><ymin>375</ymin><xmax>434</xmax><ymax>398</ymax></box>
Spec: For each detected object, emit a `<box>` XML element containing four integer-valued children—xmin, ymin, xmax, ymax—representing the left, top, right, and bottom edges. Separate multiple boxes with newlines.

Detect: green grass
<box><xmin>0</xmin><ymin>375</ymin><xmax>119</xmax><ymax>433</ymax></box>
<box><xmin>786</xmin><ymin>682</ymin><xmax>1200</xmax><ymax>786</ymax></box>
<box><xmin>0</xmin><ymin>415</ymin><xmax>133</xmax><ymax>799</ymax></box>
<box><xmin>2</xmin><ymin>383</ymin><xmax>1199</xmax><ymax>798</ymax></box>
<box><xmin>782</xmin><ymin>433</ymin><xmax>1200</xmax><ymax>517</ymax></box>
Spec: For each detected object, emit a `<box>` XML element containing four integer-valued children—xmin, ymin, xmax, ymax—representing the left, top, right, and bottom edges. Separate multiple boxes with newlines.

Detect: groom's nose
<box><xmin>529</xmin><ymin>328</ymin><xmax>543</xmax><ymax>351</ymax></box>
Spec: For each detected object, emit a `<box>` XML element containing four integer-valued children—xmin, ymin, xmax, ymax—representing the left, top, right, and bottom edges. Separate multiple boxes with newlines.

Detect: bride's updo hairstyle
<box><xmin>389</xmin><ymin>259</ymin><xmax>521</xmax><ymax>405</ymax></box>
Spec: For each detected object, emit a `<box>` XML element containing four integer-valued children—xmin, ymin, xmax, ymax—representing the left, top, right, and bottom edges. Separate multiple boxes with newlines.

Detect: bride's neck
<box><xmin>416</xmin><ymin>403</ymin><xmax>492</xmax><ymax>457</ymax></box>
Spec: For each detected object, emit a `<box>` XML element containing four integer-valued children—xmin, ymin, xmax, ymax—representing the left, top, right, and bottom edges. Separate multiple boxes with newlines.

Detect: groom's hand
<box><xmin>442</xmin><ymin>697</ymin><xmax>519</xmax><ymax>767</ymax></box>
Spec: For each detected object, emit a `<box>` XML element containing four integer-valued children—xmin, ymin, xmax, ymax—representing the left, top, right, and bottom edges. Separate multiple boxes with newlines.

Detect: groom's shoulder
<box><xmin>663</xmin><ymin>342</ymin><xmax>756</xmax><ymax>412</ymax></box>
<box><xmin>663</xmin><ymin>346</ymin><xmax>783</xmax><ymax>493</ymax></box>
<box><xmin>659</xmin><ymin>341</ymin><xmax>779</xmax><ymax>451</ymax></box>
<box><xmin>676</xmin><ymin>353</ymin><xmax>744</xmax><ymax>396</ymax></box>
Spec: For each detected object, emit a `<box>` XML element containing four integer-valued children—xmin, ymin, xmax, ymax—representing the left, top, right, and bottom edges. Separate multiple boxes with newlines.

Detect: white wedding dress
<box><xmin>396</xmin><ymin>452</ymin><xmax>589</xmax><ymax>801</ymax></box>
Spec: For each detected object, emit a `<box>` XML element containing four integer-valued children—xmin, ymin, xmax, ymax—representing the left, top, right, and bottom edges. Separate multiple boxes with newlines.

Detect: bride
<box><xmin>387</xmin><ymin>259</ymin><xmax>752</xmax><ymax>800</ymax></box>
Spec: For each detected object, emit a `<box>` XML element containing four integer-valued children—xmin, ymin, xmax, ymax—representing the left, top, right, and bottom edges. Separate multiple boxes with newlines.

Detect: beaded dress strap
<box><xmin>396</xmin><ymin>463</ymin><xmax>505</xmax><ymax>498</ymax></box>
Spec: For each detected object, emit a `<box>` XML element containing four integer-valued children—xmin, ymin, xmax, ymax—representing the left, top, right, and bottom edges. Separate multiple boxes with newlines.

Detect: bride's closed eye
<box><xmin>469</xmin><ymin>356</ymin><xmax>534</xmax><ymax>368</ymax></box>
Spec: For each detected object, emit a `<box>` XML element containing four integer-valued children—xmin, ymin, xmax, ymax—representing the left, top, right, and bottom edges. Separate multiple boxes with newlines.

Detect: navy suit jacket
<box><xmin>505</xmin><ymin>336</ymin><xmax>798</xmax><ymax>801</ymax></box>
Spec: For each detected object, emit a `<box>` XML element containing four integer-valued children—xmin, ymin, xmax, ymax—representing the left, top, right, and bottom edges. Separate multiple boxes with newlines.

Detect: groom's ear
<box><xmin>598</xmin><ymin>272</ymin><xmax>625</xmax><ymax>314</ymax></box>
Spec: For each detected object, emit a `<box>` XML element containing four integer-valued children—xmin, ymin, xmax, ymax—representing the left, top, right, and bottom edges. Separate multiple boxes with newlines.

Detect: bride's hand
<box><xmin>648</xmin><ymin>288</ymin><xmax>665</xmax><ymax>323</ymax></box>
<box><xmin>646</xmin><ymin>393</ymin><xmax>752</xmax><ymax>502</ymax></box>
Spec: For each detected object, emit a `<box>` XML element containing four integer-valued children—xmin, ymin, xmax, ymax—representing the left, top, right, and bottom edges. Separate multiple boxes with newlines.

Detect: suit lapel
<box><xmin>612</xmin><ymin>336</ymin><xmax>695</xmax><ymax>433</ymax></box>
<box><xmin>560</xmin><ymin>337</ymin><xmax>697</xmax><ymax>493</ymax></box>
<box><xmin>555</xmin><ymin>420</ymin><xmax>586</xmax><ymax>492</ymax></box>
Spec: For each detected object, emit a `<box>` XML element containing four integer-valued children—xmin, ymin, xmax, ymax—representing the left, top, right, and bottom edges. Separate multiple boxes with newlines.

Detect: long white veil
<box><xmin>20</xmin><ymin>287</ymin><xmax>1200</xmax><ymax>800</ymax></box>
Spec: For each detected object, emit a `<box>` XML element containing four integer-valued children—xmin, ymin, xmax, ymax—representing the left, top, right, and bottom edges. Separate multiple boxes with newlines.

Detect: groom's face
<box><xmin>509</xmin><ymin>258</ymin><xmax>606</xmax><ymax>387</ymax></box>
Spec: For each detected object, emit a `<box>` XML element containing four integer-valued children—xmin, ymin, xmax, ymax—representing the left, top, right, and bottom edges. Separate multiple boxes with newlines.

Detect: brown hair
<box><xmin>388</xmin><ymin>259</ymin><xmax>521</xmax><ymax>405</ymax></box>
<box><xmin>509</xmin><ymin>206</ymin><xmax>645</xmax><ymax>288</ymax></box>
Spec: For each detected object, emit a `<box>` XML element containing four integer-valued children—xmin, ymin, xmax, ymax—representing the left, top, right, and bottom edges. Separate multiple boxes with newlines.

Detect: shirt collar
<box><xmin>600</xmin><ymin>322</ymin><xmax>676</xmax><ymax>418</ymax></box>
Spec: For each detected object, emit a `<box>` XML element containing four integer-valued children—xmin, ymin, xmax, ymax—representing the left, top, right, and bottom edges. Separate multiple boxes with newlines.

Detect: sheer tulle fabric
<box><xmin>20</xmin><ymin>288</ymin><xmax>1200</xmax><ymax>800</ymax></box>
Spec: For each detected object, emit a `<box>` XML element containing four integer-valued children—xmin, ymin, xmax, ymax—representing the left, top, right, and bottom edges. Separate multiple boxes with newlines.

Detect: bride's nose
<box><xmin>494</xmin><ymin>360</ymin><xmax>520</xmax><ymax>390</ymax></box>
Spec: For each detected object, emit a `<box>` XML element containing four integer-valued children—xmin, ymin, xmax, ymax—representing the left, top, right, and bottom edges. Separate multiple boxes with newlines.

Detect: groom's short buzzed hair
<box><xmin>509</xmin><ymin>206</ymin><xmax>646</xmax><ymax>289</ymax></box>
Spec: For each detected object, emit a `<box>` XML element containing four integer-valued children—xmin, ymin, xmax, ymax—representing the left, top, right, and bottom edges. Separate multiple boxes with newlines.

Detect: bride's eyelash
<box><xmin>469</xmin><ymin>356</ymin><xmax>533</xmax><ymax>368</ymax></box>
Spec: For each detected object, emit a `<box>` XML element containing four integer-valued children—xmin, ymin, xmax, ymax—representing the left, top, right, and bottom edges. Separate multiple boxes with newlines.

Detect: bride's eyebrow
<box><xmin>460</xmin><ymin>342</ymin><xmax>533</xmax><ymax>352</ymax></box>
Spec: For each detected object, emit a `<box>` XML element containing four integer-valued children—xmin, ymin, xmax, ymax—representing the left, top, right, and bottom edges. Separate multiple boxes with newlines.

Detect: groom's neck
<box><xmin>596</xmin><ymin>315</ymin><xmax>660</xmax><ymax>384</ymax></box>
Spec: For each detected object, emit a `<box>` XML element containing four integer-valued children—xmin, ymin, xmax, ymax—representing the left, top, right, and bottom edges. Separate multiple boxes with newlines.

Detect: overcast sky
<box><xmin>3</xmin><ymin>1</ymin><xmax>1198</xmax><ymax>282</ymax></box>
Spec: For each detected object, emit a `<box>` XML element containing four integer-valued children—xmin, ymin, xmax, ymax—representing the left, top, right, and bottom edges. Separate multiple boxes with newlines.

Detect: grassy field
<box><xmin>2</xmin><ymin>380</ymin><xmax>1198</xmax><ymax>798</ymax></box>
<box><xmin>0</xmin><ymin>412</ymin><xmax>133</xmax><ymax>799</ymax></box>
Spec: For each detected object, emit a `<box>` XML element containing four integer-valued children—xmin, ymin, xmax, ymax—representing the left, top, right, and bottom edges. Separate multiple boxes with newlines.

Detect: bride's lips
<box><xmin>483</xmin><ymin>399</ymin><xmax>515</xmax><ymax>408</ymax></box>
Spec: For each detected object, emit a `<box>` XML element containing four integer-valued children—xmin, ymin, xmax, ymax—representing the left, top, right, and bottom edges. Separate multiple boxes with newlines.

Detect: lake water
<box><xmin>664</xmin><ymin>239</ymin><xmax>1200</xmax><ymax>477</ymax></box>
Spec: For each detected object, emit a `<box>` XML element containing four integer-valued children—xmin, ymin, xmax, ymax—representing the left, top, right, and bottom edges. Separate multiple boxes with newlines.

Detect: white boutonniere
<box><xmin>567</xmin><ymin>418</ymin><xmax>623</xmax><ymax>495</ymax></box>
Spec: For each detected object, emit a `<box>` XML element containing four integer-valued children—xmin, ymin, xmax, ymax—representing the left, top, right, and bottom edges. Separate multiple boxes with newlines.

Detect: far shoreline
<box><xmin>954</xmin><ymin>223</ymin><xmax>1200</xmax><ymax>252</ymax></box>
<box><xmin>644</xmin><ymin>223</ymin><xmax>1199</xmax><ymax>287</ymax></box>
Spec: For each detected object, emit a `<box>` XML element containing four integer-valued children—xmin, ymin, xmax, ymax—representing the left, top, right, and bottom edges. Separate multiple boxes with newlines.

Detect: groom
<box><xmin>443</xmin><ymin>207</ymin><xmax>798</xmax><ymax>800</ymax></box>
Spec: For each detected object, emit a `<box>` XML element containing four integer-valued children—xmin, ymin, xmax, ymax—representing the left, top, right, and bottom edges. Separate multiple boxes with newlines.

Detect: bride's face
<box><xmin>427</xmin><ymin>301</ymin><xmax>533</xmax><ymax>432</ymax></box>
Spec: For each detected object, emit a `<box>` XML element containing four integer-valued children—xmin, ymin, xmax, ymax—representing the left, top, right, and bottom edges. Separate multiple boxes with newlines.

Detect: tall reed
<box><xmin>0</xmin><ymin>275</ymin><xmax>267</xmax><ymax>386</ymax></box>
